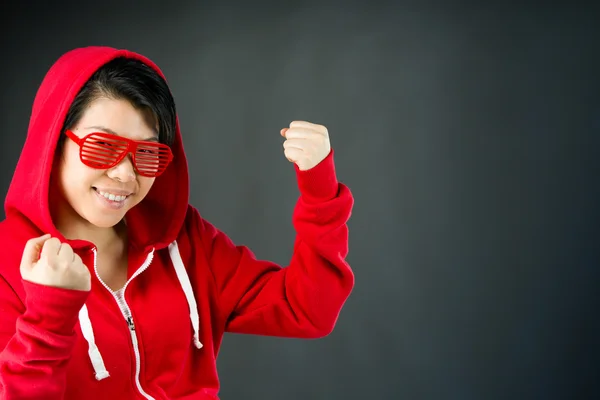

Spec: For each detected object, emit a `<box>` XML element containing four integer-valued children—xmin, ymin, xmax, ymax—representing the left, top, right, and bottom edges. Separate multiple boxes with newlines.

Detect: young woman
<box><xmin>0</xmin><ymin>46</ymin><xmax>354</xmax><ymax>399</ymax></box>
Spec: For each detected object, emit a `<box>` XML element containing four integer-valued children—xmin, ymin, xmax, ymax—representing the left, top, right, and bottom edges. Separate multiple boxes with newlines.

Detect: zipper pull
<box><xmin>127</xmin><ymin>316</ymin><xmax>136</xmax><ymax>331</ymax></box>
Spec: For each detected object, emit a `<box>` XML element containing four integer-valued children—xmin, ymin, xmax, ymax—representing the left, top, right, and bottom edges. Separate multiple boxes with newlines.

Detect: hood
<box><xmin>4</xmin><ymin>46</ymin><xmax>189</xmax><ymax>251</ymax></box>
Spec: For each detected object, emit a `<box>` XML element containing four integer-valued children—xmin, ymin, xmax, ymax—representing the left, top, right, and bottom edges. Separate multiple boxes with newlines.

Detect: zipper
<box><xmin>92</xmin><ymin>247</ymin><xmax>156</xmax><ymax>400</ymax></box>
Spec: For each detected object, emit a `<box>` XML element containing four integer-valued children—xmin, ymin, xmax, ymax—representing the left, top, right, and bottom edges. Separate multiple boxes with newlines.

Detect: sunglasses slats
<box><xmin>132</xmin><ymin>143</ymin><xmax>171</xmax><ymax>174</ymax></box>
<box><xmin>77</xmin><ymin>132</ymin><xmax>173</xmax><ymax>177</ymax></box>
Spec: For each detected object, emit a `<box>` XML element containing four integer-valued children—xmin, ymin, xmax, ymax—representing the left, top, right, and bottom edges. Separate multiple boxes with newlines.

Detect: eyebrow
<box><xmin>84</xmin><ymin>125</ymin><xmax>159</xmax><ymax>142</ymax></box>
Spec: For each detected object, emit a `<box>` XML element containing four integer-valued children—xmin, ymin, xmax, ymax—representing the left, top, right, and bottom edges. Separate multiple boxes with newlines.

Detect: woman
<box><xmin>0</xmin><ymin>46</ymin><xmax>354</xmax><ymax>399</ymax></box>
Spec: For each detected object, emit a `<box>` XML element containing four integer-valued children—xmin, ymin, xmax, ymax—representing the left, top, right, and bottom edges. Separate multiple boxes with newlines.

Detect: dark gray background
<box><xmin>1</xmin><ymin>1</ymin><xmax>599</xmax><ymax>399</ymax></box>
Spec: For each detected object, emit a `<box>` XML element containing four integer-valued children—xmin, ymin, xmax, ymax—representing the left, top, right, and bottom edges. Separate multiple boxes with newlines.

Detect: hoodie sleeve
<box><xmin>198</xmin><ymin>149</ymin><xmax>355</xmax><ymax>338</ymax></box>
<box><xmin>0</xmin><ymin>276</ymin><xmax>89</xmax><ymax>399</ymax></box>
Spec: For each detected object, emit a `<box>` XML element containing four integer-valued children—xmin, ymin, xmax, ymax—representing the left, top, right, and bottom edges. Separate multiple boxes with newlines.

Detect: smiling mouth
<box><xmin>92</xmin><ymin>187</ymin><xmax>131</xmax><ymax>202</ymax></box>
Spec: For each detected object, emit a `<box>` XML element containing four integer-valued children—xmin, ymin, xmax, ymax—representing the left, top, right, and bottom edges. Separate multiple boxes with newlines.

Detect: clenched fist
<box><xmin>20</xmin><ymin>234</ymin><xmax>91</xmax><ymax>292</ymax></box>
<box><xmin>281</xmin><ymin>121</ymin><xmax>331</xmax><ymax>171</ymax></box>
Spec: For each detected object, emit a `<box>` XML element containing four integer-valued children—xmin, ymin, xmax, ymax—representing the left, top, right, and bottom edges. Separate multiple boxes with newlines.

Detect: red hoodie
<box><xmin>0</xmin><ymin>47</ymin><xmax>354</xmax><ymax>399</ymax></box>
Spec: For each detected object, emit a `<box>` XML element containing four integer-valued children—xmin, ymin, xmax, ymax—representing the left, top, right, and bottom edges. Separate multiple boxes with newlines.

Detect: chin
<box><xmin>86</xmin><ymin>215</ymin><xmax>125</xmax><ymax>229</ymax></box>
<box><xmin>82</xmin><ymin>206</ymin><xmax>129</xmax><ymax>228</ymax></box>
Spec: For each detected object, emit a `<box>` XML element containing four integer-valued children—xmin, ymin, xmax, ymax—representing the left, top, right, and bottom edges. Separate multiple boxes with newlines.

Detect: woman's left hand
<box><xmin>281</xmin><ymin>121</ymin><xmax>331</xmax><ymax>171</ymax></box>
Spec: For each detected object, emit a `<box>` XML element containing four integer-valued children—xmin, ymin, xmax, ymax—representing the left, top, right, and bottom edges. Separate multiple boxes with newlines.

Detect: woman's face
<box><xmin>53</xmin><ymin>97</ymin><xmax>158</xmax><ymax>230</ymax></box>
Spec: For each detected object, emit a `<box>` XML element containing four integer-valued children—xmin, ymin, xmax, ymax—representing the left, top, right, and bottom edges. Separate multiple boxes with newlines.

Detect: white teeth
<box><xmin>97</xmin><ymin>190</ymin><xmax>128</xmax><ymax>202</ymax></box>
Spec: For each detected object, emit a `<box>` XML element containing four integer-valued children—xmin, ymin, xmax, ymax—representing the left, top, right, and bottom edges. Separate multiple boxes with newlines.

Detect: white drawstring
<box><xmin>169</xmin><ymin>240</ymin><xmax>203</xmax><ymax>349</ymax></box>
<box><xmin>78</xmin><ymin>304</ymin><xmax>110</xmax><ymax>381</ymax></box>
<box><xmin>78</xmin><ymin>240</ymin><xmax>202</xmax><ymax>380</ymax></box>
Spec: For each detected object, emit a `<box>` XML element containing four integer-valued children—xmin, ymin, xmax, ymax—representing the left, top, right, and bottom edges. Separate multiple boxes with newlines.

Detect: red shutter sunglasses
<box><xmin>65</xmin><ymin>130</ymin><xmax>173</xmax><ymax>178</ymax></box>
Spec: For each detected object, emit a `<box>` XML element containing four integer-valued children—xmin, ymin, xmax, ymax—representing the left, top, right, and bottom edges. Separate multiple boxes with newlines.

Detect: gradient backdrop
<box><xmin>1</xmin><ymin>2</ymin><xmax>599</xmax><ymax>399</ymax></box>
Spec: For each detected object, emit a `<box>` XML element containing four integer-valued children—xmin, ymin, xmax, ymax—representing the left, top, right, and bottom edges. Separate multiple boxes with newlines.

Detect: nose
<box><xmin>106</xmin><ymin>154</ymin><xmax>136</xmax><ymax>182</ymax></box>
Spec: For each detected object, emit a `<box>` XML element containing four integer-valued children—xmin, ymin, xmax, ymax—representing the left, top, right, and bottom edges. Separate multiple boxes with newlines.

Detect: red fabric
<box><xmin>0</xmin><ymin>46</ymin><xmax>354</xmax><ymax>399</ymax></box>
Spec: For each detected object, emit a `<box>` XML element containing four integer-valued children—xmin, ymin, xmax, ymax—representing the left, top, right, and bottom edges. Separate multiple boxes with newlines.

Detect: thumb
<box><xmin>21</xmin><ymin>233</ymin><xmax>51</xmax><ymax>268</ymax></box>
<box><xmin>280</xmin><ymin>128</ymin><xmax>288</xmax><ymax>138</ymax></box>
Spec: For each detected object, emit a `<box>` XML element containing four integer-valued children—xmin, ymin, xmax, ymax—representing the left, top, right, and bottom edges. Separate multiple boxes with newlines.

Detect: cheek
<box><xmin>137</xmin><ymin>177</ymin><xmax>156</xmax><ymax>198</ymax></box>
<box><xmin>59</xmin><ymin>153</ymin><xmax>99</xmax><ymax>194</ymax></box>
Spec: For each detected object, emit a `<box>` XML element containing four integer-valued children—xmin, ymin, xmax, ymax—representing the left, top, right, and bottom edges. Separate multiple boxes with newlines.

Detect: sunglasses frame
<box><xmin>64</xmin><ymin>129</ymin><xmax>173</xmax><ymax>177</ymax></box>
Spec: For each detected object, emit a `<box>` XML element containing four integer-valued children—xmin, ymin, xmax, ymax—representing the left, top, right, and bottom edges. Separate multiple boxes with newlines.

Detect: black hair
<box><xmin>58</xmin><ymin>57</ymin><xmax>176</xmax><ymax>151</ymax></box>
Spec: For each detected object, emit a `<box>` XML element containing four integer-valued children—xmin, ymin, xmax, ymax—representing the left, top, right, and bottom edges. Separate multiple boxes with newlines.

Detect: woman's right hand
<box><xmin>20</xmin><ymin>234</ymin><xmax>92</xmax><ymax>291</ymax></box>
